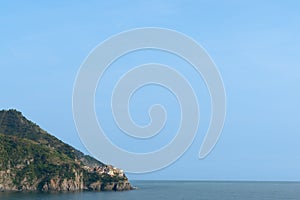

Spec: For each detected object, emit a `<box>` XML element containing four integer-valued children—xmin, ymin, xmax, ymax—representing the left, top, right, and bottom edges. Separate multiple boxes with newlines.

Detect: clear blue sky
<box><xmin>1</xmin><ymin>1</ymin><xmax>300</xmax><ymax>181</ymax></box>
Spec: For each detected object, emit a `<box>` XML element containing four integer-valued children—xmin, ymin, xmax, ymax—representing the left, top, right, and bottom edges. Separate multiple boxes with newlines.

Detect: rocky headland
<box><xmin>0</xmin><ymin>109</ymin><xmax>133</xmax><ymax>192</ymax></box>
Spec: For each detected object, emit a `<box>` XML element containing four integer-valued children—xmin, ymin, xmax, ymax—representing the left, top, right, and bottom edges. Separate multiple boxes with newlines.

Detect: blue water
<box><xmin>1</xmin><ymin>181</ymin><xmax>300</xmax><ymax>200</ymax></box>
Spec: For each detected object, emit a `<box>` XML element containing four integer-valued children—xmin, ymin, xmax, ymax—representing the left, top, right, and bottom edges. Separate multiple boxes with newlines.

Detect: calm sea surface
<box><xmin>1</xmin><ymin>181</ymin><xmax>300</xmax><ymax>200</ymax></box>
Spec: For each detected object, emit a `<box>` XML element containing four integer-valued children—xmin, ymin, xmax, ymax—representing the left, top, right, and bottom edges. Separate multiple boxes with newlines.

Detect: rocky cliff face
<box><xmin>0</xmin><ymin>109</ymin><xmax>133</xmax><ymax>192</ymax></box>
<box><xmin>0</xmin><ymin>167</ymin><xmax>132</xmax><ymax>192</ymax></box>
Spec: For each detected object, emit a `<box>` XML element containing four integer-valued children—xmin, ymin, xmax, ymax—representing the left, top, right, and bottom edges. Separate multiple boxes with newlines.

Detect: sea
<box><xmin>1</xmin><ymin>181</ymin><xmax>300</xmax><ymax>200</ymax></box>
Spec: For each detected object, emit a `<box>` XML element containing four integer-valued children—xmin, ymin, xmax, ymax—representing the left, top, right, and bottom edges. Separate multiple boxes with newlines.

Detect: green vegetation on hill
<box><xmin>0</xmin><ymin>133</ymin><xmax>78</xmax><ymax>189</ymax></box>
<box><xmin>0</xmin><ymin>109</ymin><xmax>102</xmax><ymax>164</ymax></box>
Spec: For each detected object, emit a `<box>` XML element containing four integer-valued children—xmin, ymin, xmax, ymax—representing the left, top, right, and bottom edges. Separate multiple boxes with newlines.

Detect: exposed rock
<box><xmin>116</xmin><ymin>180</ymin><xmax>133</xmax><ymax>191</ymax></box>
<box><xmin>88</xmin><ymin>181</ymin><xmax>102</xmax><ymax>191</ymax></box>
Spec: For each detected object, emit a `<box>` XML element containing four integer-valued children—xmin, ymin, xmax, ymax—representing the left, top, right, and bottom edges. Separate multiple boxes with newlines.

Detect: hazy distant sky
<box><xmin>1</xmin><ymin>1</ymin><xmax>300</xmax><ymax>181</ymax></box>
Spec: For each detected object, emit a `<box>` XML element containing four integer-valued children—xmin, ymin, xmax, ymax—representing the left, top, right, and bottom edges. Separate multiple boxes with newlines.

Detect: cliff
<box><xmin>0</xmin><ymin>109</ymin><xmax>133</xmax><ymax>192</ymax></box>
